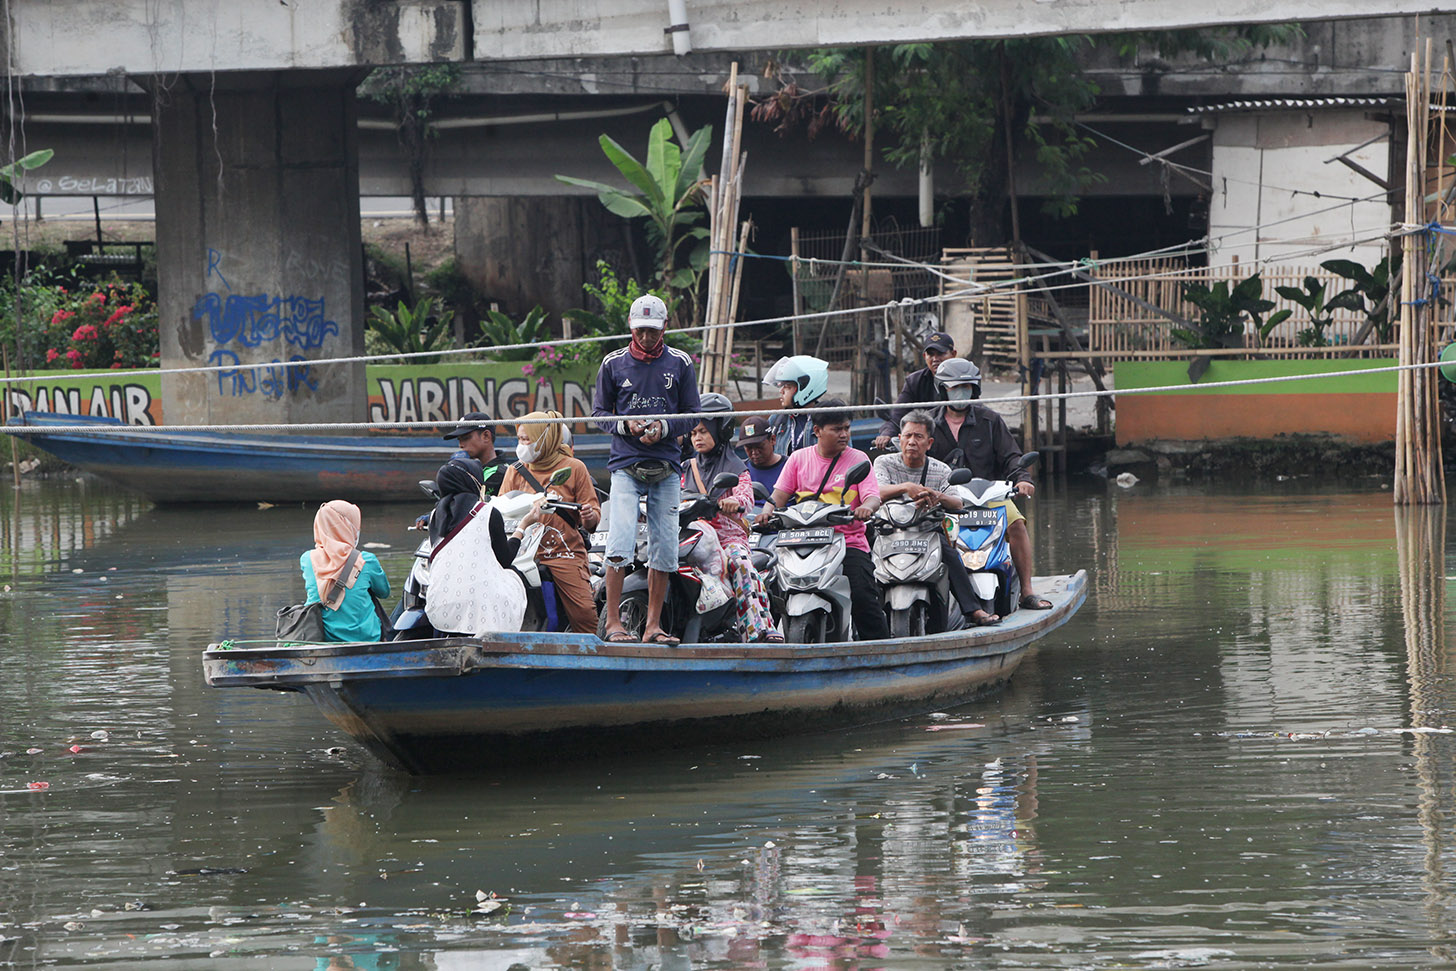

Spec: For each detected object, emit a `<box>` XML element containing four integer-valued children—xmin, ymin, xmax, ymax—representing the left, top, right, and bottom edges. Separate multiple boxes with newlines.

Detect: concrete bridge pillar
<box><xmin>151</xmin><ymin>69</ymin><xmax>366</xmax><ymax>427</ymax></box>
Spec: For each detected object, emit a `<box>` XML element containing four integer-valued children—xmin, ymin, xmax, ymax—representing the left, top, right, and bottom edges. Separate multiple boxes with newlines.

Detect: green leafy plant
<box><xmin>1176</xmin><ymin>273</ymin><xmax>1290</xmax><ymax>380</ymax></box>
<box><xmin>564</xmin><ymin>261</ymin><xmax>675</xmax><ymax>341</ymax></box>
<box><xmin>1271</xmin><ymin>276</ymin><xmax>1336</xmax><ymax>347</ymax></box>
<box><xmin>366</xmin><ymin>296</ymin><xmax>455</xmax><ymax>364</ymax></box>
<box><xmin>756</xmin><ymin>27</ymin><xmax>1298</xmax><ymax>244</ymax></box>
<box><xmin>1321</xmin><ymin>257</ymin><xmax>1392</xmax><ymax>344</ymax></box>
<box><xmin>478</xmin><ymin>305</ymin><xmax>548</xmax><ymax>363</ymax></box>
<box><xmin>359</xmin><ymin>66</ymin><xmax>461</xmax><ymax>226</ymax></box>
<box><xmin>0</xmin><ymin>148</ymin><xmax>53</xmax><ymax>204</ymax></box>
<box><xmin>556</xmin><ymin>119</ymin><xmax>713</xmax><ymax>321</ymax></box>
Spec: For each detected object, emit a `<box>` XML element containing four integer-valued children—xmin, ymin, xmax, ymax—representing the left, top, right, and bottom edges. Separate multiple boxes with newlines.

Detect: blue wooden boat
<box><xmin>11</xmin><ymin>411</ymin><xmax>886</xmax><ymax>503</ymax></box>
<box><xmin>6</xmin><ymin>411</ymin><xmax>585</xmax><ymax>503</ymax></box>
<box><xmin>202</xmin><ymin>570</ymin><xmax>1087</xmax><ymax>773</ymax></box>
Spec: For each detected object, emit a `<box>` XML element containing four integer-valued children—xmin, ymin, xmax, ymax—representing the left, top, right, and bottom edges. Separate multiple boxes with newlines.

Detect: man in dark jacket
<box><xmin>592</xmin><ymin>294</ymin><xmax>702</xmax><ymax>645</ymax></box>
<box><xmin>871</xmin><ymin>330</ymin><xmax>956</xmax><ymax>448</ymax></box>
<box><xmin>928</xmin><ymin>358</ymin><xmax>1052</xmax><ymax>611</ymax></box>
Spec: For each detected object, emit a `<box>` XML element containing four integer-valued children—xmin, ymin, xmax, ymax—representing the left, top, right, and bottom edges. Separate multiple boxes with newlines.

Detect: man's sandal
<box><xmin>1019</xmin><ymin>595</ymin><xmax>1053</xmax><ymax>610</ymax></box>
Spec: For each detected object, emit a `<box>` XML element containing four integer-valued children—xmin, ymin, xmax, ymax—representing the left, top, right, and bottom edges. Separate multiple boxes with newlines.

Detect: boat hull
<box><xmin>12</xmin><ymin>411</ymin><xmax>884</xmax><ymax>503</ymax></box>
<box><xmin>204</xmin><ymin>571</ymin><xmax>1087</xmax><ymax>772</ymax></box>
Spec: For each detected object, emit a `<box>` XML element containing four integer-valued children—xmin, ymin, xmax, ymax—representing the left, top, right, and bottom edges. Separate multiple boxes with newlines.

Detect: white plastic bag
<box><xmin>427</xmin><ymin>503</ymin><xmax>526</xmax><ymax>635</ymax></box>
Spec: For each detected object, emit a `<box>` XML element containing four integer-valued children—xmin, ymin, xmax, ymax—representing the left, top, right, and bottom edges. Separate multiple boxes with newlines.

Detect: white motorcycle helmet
<box><xmin>762</xmin><ymin>355</ymin><xmax>830</xmax><ymax>408</ymax></box>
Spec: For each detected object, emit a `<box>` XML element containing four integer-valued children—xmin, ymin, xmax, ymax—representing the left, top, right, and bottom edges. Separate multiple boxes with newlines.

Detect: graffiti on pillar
<box><xmin>194</xmin><ymin>250</ymin><xmax>341</xmax><ymax>399</ymax></box>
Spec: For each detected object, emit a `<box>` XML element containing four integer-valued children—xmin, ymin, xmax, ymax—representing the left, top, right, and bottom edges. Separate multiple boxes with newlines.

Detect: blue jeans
<box><xmin>606</xmin><ymin>470</ymin><xmax>681</xmax><ymax>573</ymax></box>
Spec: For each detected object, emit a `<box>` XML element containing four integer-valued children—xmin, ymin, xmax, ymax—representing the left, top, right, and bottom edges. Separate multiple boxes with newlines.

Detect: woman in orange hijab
<box><xmin>498</xmin><ymin>411</ymin><xmax>602</xmax><ymax>633</ymax></box>
<box><xmin>301</xmin><ymin>499</ymin><xmax>391</xmax><ymax>641</ymax></box>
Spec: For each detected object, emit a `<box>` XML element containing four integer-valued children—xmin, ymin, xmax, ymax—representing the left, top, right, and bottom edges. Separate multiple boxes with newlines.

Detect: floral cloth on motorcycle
<box><xmin>426</xmin><ymin>503</ymin><xmax>527</xmax><ymax>635</ymax></box>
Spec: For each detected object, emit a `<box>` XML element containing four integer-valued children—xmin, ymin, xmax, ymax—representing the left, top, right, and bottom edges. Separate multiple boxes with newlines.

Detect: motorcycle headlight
<box><xmin>964</xmin><ymin>548</ymin><xmax>989</xmax><ymax>570</ymax></box>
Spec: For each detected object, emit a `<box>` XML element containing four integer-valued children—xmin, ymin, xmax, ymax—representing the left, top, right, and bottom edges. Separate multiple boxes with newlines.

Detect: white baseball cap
<box><xmin>628</xmin><ymin>294</ymin><xmax>668</xmax><ymax>330</ymax></box>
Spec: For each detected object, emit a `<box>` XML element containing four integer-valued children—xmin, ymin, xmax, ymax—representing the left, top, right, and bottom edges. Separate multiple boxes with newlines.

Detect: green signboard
<box><xmin>2</xmin><ymin>362</ymin><xmax>599</xmax><ymax>427</ymax></box>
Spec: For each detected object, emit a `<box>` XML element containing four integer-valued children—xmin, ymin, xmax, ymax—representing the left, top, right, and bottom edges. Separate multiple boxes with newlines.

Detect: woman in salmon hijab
<box><xmin>498</xmin><ymin>411</ymin><xmax>602</xmax><ymax>633</ymax></box>
<box><xmin>301</xmin><ymin>499</ymin><xmax>391</xmax><ymax>642</ymax></box>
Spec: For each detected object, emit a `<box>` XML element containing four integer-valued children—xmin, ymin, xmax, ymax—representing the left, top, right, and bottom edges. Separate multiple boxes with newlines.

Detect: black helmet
<box><xmin>697</xmin><ymin>392</ymin><xmax>738</xmax><ymax>442</ymax></box>
<box><xmin>934</xmin><ymin>358</ymin><xmax>982</xmax><ymax>402</ymax></box>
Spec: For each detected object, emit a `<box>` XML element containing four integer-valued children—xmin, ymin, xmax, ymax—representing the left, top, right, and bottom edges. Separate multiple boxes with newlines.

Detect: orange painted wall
<box><xmin>1117</xmin><ymin>392</ymin><xmax>1395</xmax><ymax>444</ymax></box>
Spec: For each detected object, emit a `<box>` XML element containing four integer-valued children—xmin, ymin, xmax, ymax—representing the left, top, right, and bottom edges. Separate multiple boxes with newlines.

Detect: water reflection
<box><xmin>2</xmin><ymin>478</ymin><xmax>1456</xmax><ymax>968</ymax></box>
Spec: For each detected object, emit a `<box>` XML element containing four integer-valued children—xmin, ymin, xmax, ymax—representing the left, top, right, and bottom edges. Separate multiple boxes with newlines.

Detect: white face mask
<box><xmin>515</xmin><ymin>440</ymin><xmax>536</xmax><ymax>464</ymax></box>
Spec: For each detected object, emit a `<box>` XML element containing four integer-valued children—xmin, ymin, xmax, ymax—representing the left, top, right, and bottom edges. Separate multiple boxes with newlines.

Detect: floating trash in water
<box><xmin>928</xmin><ymin>712</ymin><xmax>951</xmax><ymax>720</ymax></box>
<box><xmin>257</xmin><ymin>502</ymin><xmax>275</xmax><ymax>510</ymax></box>
<box><xmin>62</xmin><ymin>921</ymin><xmax>84</xmax><ymax>932</ymax></box>
<box><xmin>71</xmin><ymin>568</ymin><xmax>84</xmax><ymax>574</ymax></box>
<box><xmin>926</xmin><ymin>722</ymin><xmax>984</xmax><ymax>732</ymax></box>
<box><xmin>67</xmin><ymin>745</ymin><xmax>83</xmax><ymax>754</ymax></box>
<box><xmin>25</xmin><ymin>747</ymin><xmax>41</xmax><ymax>755</ymax></box>
<box><xmin>1115</xmin><ymin>472</ymin><xmax>1139</xmax><ymax>488</ymax></box>
<box><xmin>90</xmin><ymin>730</ymin><xmax>109</xmax><ymax>741</ymax></box>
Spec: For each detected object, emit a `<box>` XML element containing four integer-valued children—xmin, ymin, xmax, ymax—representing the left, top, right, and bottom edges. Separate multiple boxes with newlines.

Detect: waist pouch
<box><xmin>623</xmin><ymin>459</ymin><xmax>675</xmax><ymax>484</ymax></box>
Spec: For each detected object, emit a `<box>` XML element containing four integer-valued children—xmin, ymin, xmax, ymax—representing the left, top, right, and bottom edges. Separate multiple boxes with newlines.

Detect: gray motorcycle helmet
<box><xmin>934</xmin><ymin>357</ymin><xmax>982</xmax><ymax>403</ymax></box>
<box><xmin>697</xmin><ymin>392</ymin><xmax>738</xmax><ymax>443</ymax></box>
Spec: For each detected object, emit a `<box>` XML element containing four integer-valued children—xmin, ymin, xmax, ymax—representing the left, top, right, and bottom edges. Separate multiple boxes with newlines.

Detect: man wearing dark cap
<box><xmin>442</xmin><ymin>412</ymin><xmax>505</xmax><ymax>497</ymax></box>
<box><xmin>737</xmin><ymin>416</ymin><xmax>785</xmax><ymax>502</ymax></box>
<box><xmin>871</xmin><ymin>331</ymin><xmax>956</xmax><ymax>449</ymax></box>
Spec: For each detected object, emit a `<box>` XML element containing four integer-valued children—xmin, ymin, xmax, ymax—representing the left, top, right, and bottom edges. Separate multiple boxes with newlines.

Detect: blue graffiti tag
<box><xmin>208</xmin><ymin>349</ymin><xmax>319</xmax><ymax>400</ymax></box>
<box><xmin>194</xmin><ymin>293</ymin><xmax>338</xmax><ymax>351</ymax></box>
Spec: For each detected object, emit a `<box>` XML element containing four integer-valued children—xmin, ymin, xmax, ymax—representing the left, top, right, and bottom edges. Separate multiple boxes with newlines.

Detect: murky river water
<box><xmin>0</xmin><ymin>473</ymin><xmax>1452</xmax><ymax>969</ymax></box>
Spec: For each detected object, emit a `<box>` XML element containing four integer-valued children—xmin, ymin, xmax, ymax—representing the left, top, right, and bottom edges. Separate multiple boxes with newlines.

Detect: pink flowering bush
<box><xmin>39</xmin><ymin>280</ymin><xmax>159</xmax><ymax>370</ymax></box>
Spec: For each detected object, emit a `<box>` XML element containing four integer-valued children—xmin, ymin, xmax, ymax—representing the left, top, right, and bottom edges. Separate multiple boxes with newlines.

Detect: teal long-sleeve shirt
<box><xmin>300</xmin><ymin>550</ymin><xmax>390</xmax><ymax>642</ymax></box>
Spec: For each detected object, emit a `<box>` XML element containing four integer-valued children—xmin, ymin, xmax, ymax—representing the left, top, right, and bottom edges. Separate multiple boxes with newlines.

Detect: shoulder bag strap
<box><xmin>919</xmin><ymin>459</ymin><xmax>929</xmax><ymax>486</ymax></box>
<box><xmin>511</xmin><ymin>461</ymin><xmax>544</xmax><ymax>493</ymax></box>
<box><xmin>690</xmin><ymin>457</ymin><xmax>708</xmax><ymax>495</ymax></box>
<box><xmin>809</xmin><ymin>451</ymin><xmax>843</xmax><ymax>502</ymax></box>
<box><xmin>320</xmin><ymin>549</ymin><xmax>361</xmax><ymax>610</ymax></box>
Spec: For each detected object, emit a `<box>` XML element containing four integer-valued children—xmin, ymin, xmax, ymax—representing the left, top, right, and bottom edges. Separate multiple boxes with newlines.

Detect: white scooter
<box><xmin>871</xmin><ymin>496</ymin><xmax>955</xmax><ymax>637</ymax></box>
<box><xmin>755</xmin><ymin>460</ymin><xmax>872</xmax><ymax>644</ymax></box>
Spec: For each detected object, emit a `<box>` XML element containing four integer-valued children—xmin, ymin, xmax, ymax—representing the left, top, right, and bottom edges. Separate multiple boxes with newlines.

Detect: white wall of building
<box><xmin>1208</xmin><ymin>109</ymin><xmax>1391</xmax><ymax>273</ymax></box>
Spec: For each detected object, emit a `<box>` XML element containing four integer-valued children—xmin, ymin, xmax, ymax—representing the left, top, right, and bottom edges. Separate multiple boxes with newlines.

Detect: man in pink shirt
<box><xmin>754</xmin><ymin>399</ymin><xmax>890</xmax><ymax>641</ymax></box>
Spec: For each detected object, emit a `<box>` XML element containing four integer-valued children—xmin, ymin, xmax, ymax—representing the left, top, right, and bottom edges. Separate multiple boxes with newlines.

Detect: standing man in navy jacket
<box><xmin>592</xmin><ymin>294</ymin><xmax>702</xmax><ymax>645</ymax></box>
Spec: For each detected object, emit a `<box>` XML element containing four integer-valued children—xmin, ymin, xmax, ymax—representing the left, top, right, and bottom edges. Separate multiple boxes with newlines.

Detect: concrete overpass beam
<box><xmin>9</xmin><ymin>0</ymin><xmax>467</xmax><ymax>77</ymax></box>
<box><xmin>152</xmin><ymin>69</ymin><xmax>365</xmax><ymax>426</ymax></box>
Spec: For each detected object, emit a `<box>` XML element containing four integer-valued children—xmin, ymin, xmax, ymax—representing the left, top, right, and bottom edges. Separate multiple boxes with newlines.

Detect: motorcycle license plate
<box><xmin>890</xmin><ymin>538</ymin><xmax>930</xmax><ymax>553</ymax></box>
<box><xmin>960</xmin><ymin>509</ymin><xmax>1000</xmax><ymax>528</ymax></box>
<box><xmin>780</xmin><ymin>527</ymin><xmax>834</xmax><ymax>545</ymax></box>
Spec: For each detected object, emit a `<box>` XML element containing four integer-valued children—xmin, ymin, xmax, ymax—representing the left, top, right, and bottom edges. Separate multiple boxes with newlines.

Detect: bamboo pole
<box><xmin>1395</xmin><ymin>43</ymin><xmax>1445</xmax><ymax>505</ymax></box>
<box><xmin>2</xmin><ymin>346</ymin><xmax>17</xmax><ymax>491</ymax></box>
<box><xmin>721</xmin><ymin>219</ymin><xmax>752</xmax><ymax>388</ymax></box>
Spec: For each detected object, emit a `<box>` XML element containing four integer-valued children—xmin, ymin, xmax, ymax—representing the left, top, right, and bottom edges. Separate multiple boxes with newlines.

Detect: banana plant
<box><xmin>556</xmin><ymin>118</ymin><xmax>713</xmax><ymax>320</ymax></box>
<box><xmin>1271</xmin><ymin>276</ymin><xmax>1334</xmax><ymax>347</ymax></box>
<box><xmin>0</xmin><ymin>149</ymin><xmax>53</xmax><ymax>205</ymax></box>
<box><xmin>1176</xmin><ymin>273</ymin><xmax>1290</xmax><ymax>381</ymax></box>
<box><xmin>1321</xmin><ymin>257</ymin><xmax>1391</xmax><ymax>344</ymax></box>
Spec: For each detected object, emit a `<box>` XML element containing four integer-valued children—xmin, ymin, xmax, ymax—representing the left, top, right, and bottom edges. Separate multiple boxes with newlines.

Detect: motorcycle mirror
<box><xmin>711</xmin><ymin>471</ymin><xmax>740</xmax><ymax>490</ymax></box>
<box><xmin>946</xmin><ymin>448</ymin><xmax>965</xmax><ymax>469</ymax></box>
<box><xmin>947</xmin><ymin>468</ymin><xmax>974</xmax><ymax>485</ymax></box>
<box><xmin>417</xmin><ymin>479</ymin><xmax>440</xmax><ymax>500</ymax></box>
<box><xmin>751</xmin><ymin>481</ymin><xmax>769</xmax><ymax>501</ymax></box>
<box><xmin>1017</xmin><ymin>451</ymin><xmax>1040</xmax><ymax>470</ymax></box>
<box><xmin>548</xmin><ymin>466</ymin><xmax>573</xmax><ymax>485</ymax></box>
<box><xmin>844</xmin><ymin>461</ymin><xmax>872</xmax><ymax>487</ymax></box>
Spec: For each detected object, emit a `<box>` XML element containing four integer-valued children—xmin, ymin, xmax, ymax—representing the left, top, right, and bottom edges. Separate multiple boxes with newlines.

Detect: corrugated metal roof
<box><xmin>1187</xmin><ymin>97</ymin><xmax>1400</xmax><ymax>114</ymax></box>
